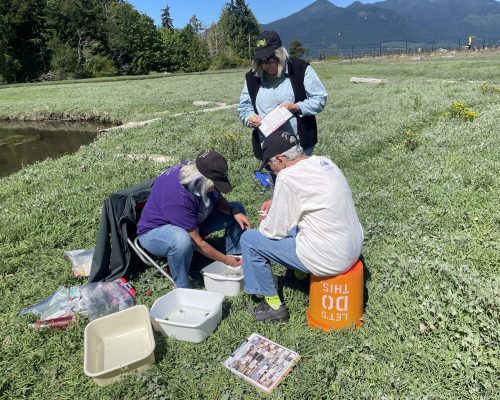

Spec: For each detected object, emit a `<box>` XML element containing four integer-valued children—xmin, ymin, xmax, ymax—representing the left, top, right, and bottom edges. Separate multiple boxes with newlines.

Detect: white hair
<box><xmin>251</xmin><ymin>47</ymin><xmax>290</xmax><ymax>80</ymax></box>
<box><xmin>179</xmin><ymin>162</ymin><xmax>214</xmax><ymax>207</ymax></box>
<box><xmin>270</xmin><ymin>142</ymin><xmax>306</xmax><ymax>163</ymax></box>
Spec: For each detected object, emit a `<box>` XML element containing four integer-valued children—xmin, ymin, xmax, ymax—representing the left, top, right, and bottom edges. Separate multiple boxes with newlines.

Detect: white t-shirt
<box><xmin>259</xmin><ymin>156</ymin><xmax>364</xmax><ymax>276</ymax></box>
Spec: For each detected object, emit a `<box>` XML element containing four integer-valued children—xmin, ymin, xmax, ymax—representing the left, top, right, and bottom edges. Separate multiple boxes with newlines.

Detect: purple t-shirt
<box><xmin>136</xmin><ymin>164</ymin><xmax>220</xmax><ymax>236</ymax></box>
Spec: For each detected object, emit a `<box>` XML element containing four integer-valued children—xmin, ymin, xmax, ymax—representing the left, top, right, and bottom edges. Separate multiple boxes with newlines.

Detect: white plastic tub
<box><xmin>201</xmin><ymin>258</ymin><xmax>244</xmax><ymax>296</ymax></box>
<box><xmin>84</xmin><ymin>305</ymin><xmax>155</xmax><ymax>386</ymax></box>
<box><xmin>149</xmin><ymin>288</ymin><xmax>224</xmax><ymax>343</ymax></box>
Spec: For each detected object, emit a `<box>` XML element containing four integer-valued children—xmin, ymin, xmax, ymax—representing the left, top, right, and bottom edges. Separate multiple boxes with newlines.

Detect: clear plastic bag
<box><xmin>63</xmin><ymin>249</ymin><xmax>94</xmax><ymax>277</ymax></box>
<box><xmin>77</xmin><ymin>279</ymin><xmax>136</xmax><ymax>321</ymax></box>
<box><xmin>20</xmin><ymin>286</ymin><xmax>79</xmax><ymax>320</ymax></box>
<box><xmin>20</xmin><ymin>279</ymin><xmax>136</xmax><ymax>321</ymax></box>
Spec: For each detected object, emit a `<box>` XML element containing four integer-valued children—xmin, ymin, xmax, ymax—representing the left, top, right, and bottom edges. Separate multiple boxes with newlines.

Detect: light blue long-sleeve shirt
<box><xmin>237</xmin><ymin>64</ymin><xmax>328</xmax><ymax>140</ymax></box>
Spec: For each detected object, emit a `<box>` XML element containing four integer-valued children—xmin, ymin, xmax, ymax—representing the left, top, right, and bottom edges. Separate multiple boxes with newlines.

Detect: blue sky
<box><xmin>129</xmin><ymin>0</ymin><xmax>380</xmax><ymax>28</ymax></box>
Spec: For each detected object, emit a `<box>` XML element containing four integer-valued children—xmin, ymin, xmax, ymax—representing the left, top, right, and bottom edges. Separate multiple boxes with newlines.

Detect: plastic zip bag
<box><xmin>63</xmin><ymin>249</ymin><xmax>94</xmax><ymax>277</ymax></box>
<box><xmin>20</xmin><ymin>286</ymin><xmax>78</xmax><ymax>320</ymax></box>
<box><xmin>20</xmin><ymin>278</ymin><xmax>136</xmax><ymax>322</ymax></box>
<box><xmin>77</xmin><ymin>279</ymin><xmax>136</xmax><ymax>321</ymax></box>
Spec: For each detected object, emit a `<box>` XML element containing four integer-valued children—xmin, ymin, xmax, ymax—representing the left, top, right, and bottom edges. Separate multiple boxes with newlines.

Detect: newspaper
<box><xmin>224</xmin><ymin>332</ymin><xmax>300</xmax><ymax>394</ymax></box>
<box><xmin>258</xmin><ymin>106</ymin><xmax>293</xmax><ymax>137</ymax></box>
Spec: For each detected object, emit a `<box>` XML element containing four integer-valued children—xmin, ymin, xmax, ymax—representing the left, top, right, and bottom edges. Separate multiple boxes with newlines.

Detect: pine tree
<box><xmin>218</xmin><ymin>0</ymin><xmax>260</xmax><ymax>60</ymax></box>
<box><xmin>161</xmin><ymin>5</ymin><xmax>174</xmax><ymax>30</ymax></box>
<box><xmin>105</xmin><ymin>1</ymin><xmax>162</xmax><ymax>75</ymax></box>
<box><xmin>289</xmin><ymin>40</ymin><xmax>308</xmax><ymax>59</ymax></box>
<box><xmin>0</xmin><ymin>0</ymin><xmax>48</xmax><ymax>82</ymax></box>
<box><xmin>188</xmin><ymin>15</ymin><xmax>206</xmax><ymax>36</ymax></box>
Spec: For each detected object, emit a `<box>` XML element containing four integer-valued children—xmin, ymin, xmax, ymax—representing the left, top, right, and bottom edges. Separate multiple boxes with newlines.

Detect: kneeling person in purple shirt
<box><xmin>137</xmin><ymin>150</ymin><xmax>251</xmax><ymax>288</ymax></box>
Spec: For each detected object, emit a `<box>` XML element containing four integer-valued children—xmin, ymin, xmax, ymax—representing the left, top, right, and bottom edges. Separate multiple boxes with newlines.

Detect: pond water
<box><xmin>0</xmin><ymin>121</ymin><xmax>107</xmax><ymax>178</ymax></box>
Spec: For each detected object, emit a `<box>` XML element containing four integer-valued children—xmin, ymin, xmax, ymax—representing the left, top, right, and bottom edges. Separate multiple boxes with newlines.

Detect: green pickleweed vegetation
<box><xmin>480</xmin><ymin>82</ymin><xmax>500</xmax><ymax>95</ymax></box>
<box><xmin>0</xmin><ymin>52</ymin><xmax>499</xmax><ymax>399</ymax></box>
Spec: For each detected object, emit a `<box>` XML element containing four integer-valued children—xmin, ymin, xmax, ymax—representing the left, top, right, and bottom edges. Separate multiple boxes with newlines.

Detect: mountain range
<box><xmin>262</xmin><ymin>0</ymin><xmax>500</xmax><ymax>55</ymax></box>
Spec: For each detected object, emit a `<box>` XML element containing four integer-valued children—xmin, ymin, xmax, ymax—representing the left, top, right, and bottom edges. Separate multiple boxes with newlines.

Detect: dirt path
<box><xmin>100</xmin><ymin>103</ymin><xmax>238</xmax><ymax>132</ymax></box>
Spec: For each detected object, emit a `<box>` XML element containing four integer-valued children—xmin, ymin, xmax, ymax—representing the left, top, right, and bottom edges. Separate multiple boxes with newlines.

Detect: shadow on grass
<box><xmin>360</xmin><ymin>254</ymin><xmax>371</xmax><ymax>311</ymax></box>
<box><xmin>153</xmin><ymin>330</ymin><xmax>168</xmax><ymax>361</ymax></box>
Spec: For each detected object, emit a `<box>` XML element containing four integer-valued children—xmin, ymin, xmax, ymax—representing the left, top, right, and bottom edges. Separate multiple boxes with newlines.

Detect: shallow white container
<box><xmin>201</xmin><ymin>259</ymin><xmax>244</xmax><ymax>296</ymax></box>
<box><xmin>149</xmin><ymin>288</ymin><xmax>224</xmax><ymax>343</ymax></box>
<box><xmin>84</xmin><ymin>305</ymin><xmax>155</xmax><ymax>386</ymax></box>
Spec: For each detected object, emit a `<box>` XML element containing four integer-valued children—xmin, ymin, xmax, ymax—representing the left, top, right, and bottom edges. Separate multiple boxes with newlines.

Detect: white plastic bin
<box><xmin>201</xmin><ymin>259</ymin><xmax>244</xmax><ymax>296</ymax></box>
<box><xmin>84</xmin><ymin>305</ymin><xmax>155</xmax><ymax>386</ymax></box>
<box><xmin>149</xmin><ymin>288</ymin><xmax>224</xmax><ymax>343</ymax></box>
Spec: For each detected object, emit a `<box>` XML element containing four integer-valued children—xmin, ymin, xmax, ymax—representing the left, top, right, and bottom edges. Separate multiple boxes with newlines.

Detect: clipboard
<box><xmin>258</xmin><ymin>106</ymin><xmax>293</xmax><ymax>137</ymax></box>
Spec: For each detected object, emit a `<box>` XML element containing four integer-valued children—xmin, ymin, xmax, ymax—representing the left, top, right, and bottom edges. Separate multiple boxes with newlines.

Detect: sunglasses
<box><xmin>259</xmin><ymin>57</ymin><xmax>278</xmax><ymax>65</ymax></box>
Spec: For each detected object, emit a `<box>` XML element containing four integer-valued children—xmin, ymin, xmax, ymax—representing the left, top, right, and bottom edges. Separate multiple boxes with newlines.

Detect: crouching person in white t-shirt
<box><xmin>240</xmin><ymin>131</ymin><xmax>364</xmax><ymax>322</ymax></box>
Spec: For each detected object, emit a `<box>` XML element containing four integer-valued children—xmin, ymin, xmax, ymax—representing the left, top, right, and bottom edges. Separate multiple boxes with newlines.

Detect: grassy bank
<box><xmin>0</xmin><ymin>53</ymin><xmax>499</xmax><ymax>399</ymax></box>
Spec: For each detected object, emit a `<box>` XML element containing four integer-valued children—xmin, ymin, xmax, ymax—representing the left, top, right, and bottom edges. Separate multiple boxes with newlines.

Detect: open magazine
<box><xmin>258</xmin><ymin>106</ymin><xmax>293</xmax><ymax>137</ymax></box>
<box><xmin>224</xmin><ymin>332</ymin><xmax>301</xmax><ymax>394</ymax></box>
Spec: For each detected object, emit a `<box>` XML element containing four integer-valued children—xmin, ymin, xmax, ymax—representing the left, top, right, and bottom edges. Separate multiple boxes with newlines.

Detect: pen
<box><xmin>30</xmin><ymin>315</ymin><xmax>76</xmax><ymax>329</ymax></box>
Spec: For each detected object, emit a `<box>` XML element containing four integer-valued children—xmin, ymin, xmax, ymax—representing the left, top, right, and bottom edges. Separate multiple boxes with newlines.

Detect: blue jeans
<box><xmin>138</xmin><ymin>202</ymin><xmax>246</xmax><ymax>288</ymax></box>
<box><xmin>241</xmin><ymin>227</ymin><xmax>309</xmax><ymax>297</ymax></box>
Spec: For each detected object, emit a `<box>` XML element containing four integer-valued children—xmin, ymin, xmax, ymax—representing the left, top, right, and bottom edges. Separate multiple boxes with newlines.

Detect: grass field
<box><xmin>0</xmin><ymin>51</ymin><xmax>499</xmax><ymax>399</ymax></box>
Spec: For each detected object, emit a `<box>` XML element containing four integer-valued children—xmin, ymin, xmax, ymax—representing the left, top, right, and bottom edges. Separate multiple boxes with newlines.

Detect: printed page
<box><xmin>258</xmin><ymin>106</ymin><xmax>293</xmax><ymax>137</ymax></box>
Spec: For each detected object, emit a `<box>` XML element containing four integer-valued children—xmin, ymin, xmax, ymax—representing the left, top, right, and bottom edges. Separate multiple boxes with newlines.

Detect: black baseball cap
<box><xmin>260</xmin><ymin>131</ymin><xmax>299</xmax><ymax>170</ymax></box>
<box><xmin>254</xmin><ymin>31</ymin><xmax>282</xmax><ymax>61</ymax></box>
<box><xmin>195</xmin><ymin>150</ymin><xmax>232</xmax><ymax>194</ymax></box>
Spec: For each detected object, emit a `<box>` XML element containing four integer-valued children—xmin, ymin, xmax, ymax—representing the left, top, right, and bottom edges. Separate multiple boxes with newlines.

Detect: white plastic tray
<box><xmin>84</xmin><ymin>305</ymin><xmax>155</xmax><ymax>386</ymax></box>
<box><xmin>149</xmin><ymin>288</ymin><xmax>224</xmax><ymax>343</ymax></box>
<box><xmin>201</xmin><ymin>258</ymin><xmax>244</xmax><ymax>297</ymax></box>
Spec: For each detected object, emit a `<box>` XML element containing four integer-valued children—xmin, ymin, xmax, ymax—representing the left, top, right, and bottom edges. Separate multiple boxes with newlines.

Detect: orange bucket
<box><xmin>306</xmin><ymin>259</ymin><xmax>364</xmax><ymax>331</ymax></box>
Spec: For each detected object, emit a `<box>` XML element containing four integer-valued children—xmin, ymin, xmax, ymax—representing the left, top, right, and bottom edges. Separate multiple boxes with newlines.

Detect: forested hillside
<box><xmin>0</xmin><ymin>0</ymin><xmax>259</xmax><ymax>83</ymax></box>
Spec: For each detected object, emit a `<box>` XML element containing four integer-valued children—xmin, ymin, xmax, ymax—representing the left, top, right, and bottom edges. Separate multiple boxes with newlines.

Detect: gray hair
<box><xmin>179</xmin><ymin>162</ymin><xmax>214</xmax><ymax>207</ymax></box>
<box><xmin>270</xmin><ymin>142</ymin><xmax>306</xmax><ymax>163</ymax></box>
<box><xmin>251</xmin><ymin>47</ymin><xmax>290</xmax><ymax>80</ymax></box>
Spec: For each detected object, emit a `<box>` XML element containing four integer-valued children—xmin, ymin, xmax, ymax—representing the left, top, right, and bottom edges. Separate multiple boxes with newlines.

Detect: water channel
<box><xmin>0</xmin><ymin>121</ymin><xmax>108</xmax><ymax>178</ymax></box>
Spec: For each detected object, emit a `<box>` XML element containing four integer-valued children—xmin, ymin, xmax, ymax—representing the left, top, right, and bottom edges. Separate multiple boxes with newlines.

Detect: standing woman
<box><xmin>237</xmin><ymin>31</ymin><xmax>328</xmax><ymax>161</ymax></box>
<box><xmin>136</xmin><ymin>150</ymin><xmax>250</xmax><ymax>288</ymax></box>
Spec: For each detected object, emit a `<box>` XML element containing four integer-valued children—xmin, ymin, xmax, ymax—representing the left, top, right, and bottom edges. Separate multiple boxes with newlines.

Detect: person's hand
<box><xmin>259</xmin><ymin>200</ymin><xmax>272</xmax><ymax>222</ymax></box>
<box><xmin>260</xmin><ymin>200</ymin><xmax>272</xmax><ymax>213</ymax></box>
<box><xmin>280</xmin><ymin>102</ymin><xmax>300</xmax><ymax>114</ymax></box>
<box><xmin>248</xmin><ymin>114</ymin><xmax>261</xmax><ymax>128</ymax></box>
<box><xmin>225</xmin><ymin>255</ymin><xmax>243</xmax><ymax>267</ymax></box>
<box><xmin>234</xmin><ymin>213</ymin><xmax>251</xmax><ymax>230</ymax></box>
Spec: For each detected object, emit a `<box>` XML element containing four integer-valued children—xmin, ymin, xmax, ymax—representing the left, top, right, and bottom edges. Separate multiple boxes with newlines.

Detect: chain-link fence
<box><xmin>314</xmin><ymin>38</ymin><xmax>500</xmax><ymax>60</ymax></box>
